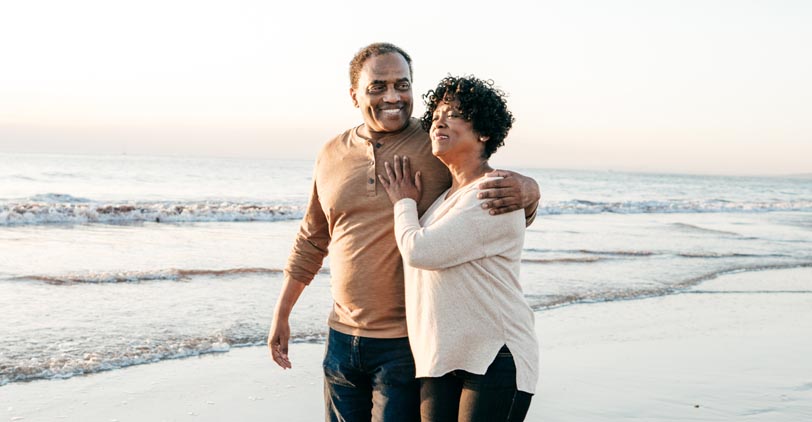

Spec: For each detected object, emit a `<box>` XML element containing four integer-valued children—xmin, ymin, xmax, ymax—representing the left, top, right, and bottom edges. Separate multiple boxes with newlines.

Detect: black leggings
<box><xmin>419</xmin><ymin>346</ymin><xmax>533</xmax><ymax>422</ymax></box>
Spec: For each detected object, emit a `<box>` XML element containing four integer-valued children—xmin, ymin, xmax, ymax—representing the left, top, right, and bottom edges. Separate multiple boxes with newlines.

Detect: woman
<box><xmin>378</xmin><ymin>76</ymin><xmax>539</xmax><ymax>421</ymax></box>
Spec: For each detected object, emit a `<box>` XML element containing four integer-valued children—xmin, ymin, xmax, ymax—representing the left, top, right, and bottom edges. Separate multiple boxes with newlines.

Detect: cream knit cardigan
<box><xmin>393</xmin><ymin>176</ymin><xmax>539</xmax><ymax>393</ymax></box>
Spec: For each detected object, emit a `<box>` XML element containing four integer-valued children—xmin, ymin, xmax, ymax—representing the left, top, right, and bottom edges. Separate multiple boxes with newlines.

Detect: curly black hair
<box><xmin>421</xmin><ymin>76</ymin><xmax>514</xmax><ymax>159</ymax></box>
<box><xmin>349</xmin><ymin>43</ymin><xmax>413</xmax><ymax>88</ymax></box>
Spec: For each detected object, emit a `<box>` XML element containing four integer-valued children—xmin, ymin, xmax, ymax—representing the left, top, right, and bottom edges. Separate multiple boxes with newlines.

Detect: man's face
<box><xmin>350</xmin><ymin>53</ymin><xmax>413</xmax><ymax>138</ymax></box>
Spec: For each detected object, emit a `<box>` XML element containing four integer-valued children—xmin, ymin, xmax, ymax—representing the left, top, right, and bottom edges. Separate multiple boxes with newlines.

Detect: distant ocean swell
<box><xmin>524</xmin><ymin>248</ymin><xmax>790</xmax><ymax>260</ymax></box>
<box><xmin>526</xmin><ymin>261</ymin><xmax>812</xmax><ymax>310</ymax></box>
<box><xmin>12</xmin><ymin>252</ymin><xmax>794</xmax><ymax>284</ymax></box>
<box><xmin>519</xmin><ymin>253</ymin><xmax>773</xmax><ymax>265</ymax></box>
<box><xmin>11</xmin><ymin>267</ymin><xmax>330</xmax><ymax>284</ymax></box>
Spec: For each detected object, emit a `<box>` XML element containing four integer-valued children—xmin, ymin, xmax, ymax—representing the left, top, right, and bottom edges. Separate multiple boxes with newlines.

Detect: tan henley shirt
<box><xmin>284</xmin><ymin>118</ymin><xmax>452</xmax><ymax>338</ymax></box>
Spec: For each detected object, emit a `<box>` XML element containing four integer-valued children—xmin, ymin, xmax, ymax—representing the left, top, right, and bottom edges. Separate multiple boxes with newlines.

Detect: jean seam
<box><xmin>506</xmin><ymin>391</ymin><xmax>518</xmax><ymax>422</ymax></box>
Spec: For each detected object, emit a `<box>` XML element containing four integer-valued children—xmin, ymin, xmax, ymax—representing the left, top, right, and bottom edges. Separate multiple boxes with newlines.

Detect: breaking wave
<box><xmin>538</xmin><ymin>199</ymin><xmax>812</xmax><ymax>215</ymax></box>
<box><xmin>3</xmin><ymin>195</ymin><xmax>811</xmax><ymax>226</ymax></box>
<box><xmin>0</xmin><ymin>330</ymin><xmax>325</xmax><ymax>386</ymax></box>
<box><xmin>1</xmin><ymin>199</ymin><xmax>303</xmax><ymax>226</ymax></box>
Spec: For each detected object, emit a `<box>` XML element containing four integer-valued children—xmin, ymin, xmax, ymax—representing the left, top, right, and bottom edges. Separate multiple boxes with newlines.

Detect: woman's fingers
<box><xmin>393</xmin><ymin>155</ymin><xmax>403</xmax><ymax>181</ymax></box>
<box><xmin>402</xmin><ymin>156</ymin><xmax>411</xmax><ymax>178</ymax></box>
<box><xmin>377</xmin><ymin>174</ymin><xmax>389</xmax><ymax>189</ymax></box>
<box><xmin>383</xmin><ymin>156</ymin><xmax>418</xmax><ymax>191</ymax></box>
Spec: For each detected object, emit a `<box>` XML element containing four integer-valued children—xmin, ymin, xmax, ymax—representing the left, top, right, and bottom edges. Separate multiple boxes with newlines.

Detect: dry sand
<box><xmin>3</xmin><ymin>268</ymin><xmax>811</xmax><ymax>421</ymax></box>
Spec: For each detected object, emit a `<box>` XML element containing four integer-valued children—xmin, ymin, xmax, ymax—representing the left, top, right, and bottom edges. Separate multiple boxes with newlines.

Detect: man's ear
<box><xmin>350</xmin><ymin>87</ymin><xmax>359</xmax><ymax>108</ymax></box>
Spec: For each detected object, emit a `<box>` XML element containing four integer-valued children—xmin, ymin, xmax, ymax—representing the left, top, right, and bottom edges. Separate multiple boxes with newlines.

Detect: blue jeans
<box><xmin>323</xmin><ymin>329</ymin><xmax>420</xmax><ymax>422</ymax></box>
<box><xmin>419</xmin><ymin>346</ymin><xmax>533</xmax><ymax>422</ymax></box>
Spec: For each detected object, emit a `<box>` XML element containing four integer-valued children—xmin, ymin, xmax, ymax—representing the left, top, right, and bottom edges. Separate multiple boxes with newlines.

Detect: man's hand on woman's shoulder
<box><xmin>478</xmin><ymin>169</ymin><xmax>540</xmax><ymax>217</ymax></box>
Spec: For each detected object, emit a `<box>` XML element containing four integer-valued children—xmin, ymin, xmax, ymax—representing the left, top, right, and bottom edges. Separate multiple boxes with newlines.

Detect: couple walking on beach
<box><xmin>268</xmin><ymin>42</ymin><xmax>540</xmax><ymax>422</ymax></box>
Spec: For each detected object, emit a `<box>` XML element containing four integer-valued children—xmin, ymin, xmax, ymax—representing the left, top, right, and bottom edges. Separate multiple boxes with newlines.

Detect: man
<box><xmin>268</xmin><ymin>42</ymin><xmax>540</xmax><ymax>422</ymax></box>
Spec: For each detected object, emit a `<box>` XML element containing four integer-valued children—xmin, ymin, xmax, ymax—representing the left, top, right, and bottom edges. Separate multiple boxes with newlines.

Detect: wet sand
<box><xmin>3</xmin><ymin>268</ymin><xmax>811</xmax><ymax>421</ymax></box>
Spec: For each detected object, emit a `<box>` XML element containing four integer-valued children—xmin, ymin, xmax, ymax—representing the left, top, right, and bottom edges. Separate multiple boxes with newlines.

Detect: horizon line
<box><xmin>1</xmin><ymin>150</ymin><xmax>808</xmax><ymax>179</ymax></box>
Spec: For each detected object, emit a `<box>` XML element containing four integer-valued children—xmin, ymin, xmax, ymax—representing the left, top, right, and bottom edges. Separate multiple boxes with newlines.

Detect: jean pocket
<box><xmin>323</xmin><ymin>354</ymin><xmax>356</xmax><ymax>388</ymax></box>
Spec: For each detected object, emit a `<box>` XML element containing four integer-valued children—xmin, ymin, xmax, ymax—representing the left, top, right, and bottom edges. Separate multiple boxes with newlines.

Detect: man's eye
<box><xmin>397</xmin><ymin>82</ymin><xmax>411</xmax><ymax>90</ymax></box>
<box><xmin>368</xmin><ymin>85</ymin><xmax>384</xmax><ymax>93</ymax></box>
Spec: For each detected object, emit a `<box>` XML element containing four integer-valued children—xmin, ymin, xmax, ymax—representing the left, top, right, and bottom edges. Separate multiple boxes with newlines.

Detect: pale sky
<box><xmin>1</xmin><ymin>0</ymin><xmax>810</xmax><ymax>175</ymax></box>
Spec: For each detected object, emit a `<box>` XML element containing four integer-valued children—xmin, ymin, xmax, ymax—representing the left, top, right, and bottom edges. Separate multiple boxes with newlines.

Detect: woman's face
<box><xmin>429</xmin><ymin>99</ymin><xmax>483</xmax><ymax>160</ymax></box>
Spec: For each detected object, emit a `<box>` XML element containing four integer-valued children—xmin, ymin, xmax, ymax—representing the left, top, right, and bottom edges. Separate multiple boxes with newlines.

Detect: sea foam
<box><xmin>538</xmin><ymin>199</ymin><xmax>812</xmax><ymax>215</ymax></box>
<box><xmin>3</xmin><ymin>197</ymin><xmax>811</xmax><ymax>226</ymax></box>
<box><xmin>0</xmin><ymin>200</ymin><xmax>304</xmax><ymax>226</ymax></box>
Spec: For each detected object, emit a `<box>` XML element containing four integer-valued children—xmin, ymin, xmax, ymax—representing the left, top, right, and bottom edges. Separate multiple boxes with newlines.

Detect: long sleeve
<box><xmin>393</xmin><ymin>189</ymin><xmax>523</xmax><ymax>271</ymax></box>
<box><xmin>525</xmin><ymin>204</ymin><xmax>538</xmax><ymax>227</ymax></box>
<box><xmin>284</xmin><ymin>170</ymin><xmax>331</xmax><ymax>285</ymax></box>
<box><xmin>397</xmin><ymin>179</ymin><xmax>538</xmax><ymax>394</ymax></box>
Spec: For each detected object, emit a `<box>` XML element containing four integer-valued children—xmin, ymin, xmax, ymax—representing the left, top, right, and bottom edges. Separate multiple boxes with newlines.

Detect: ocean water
<box><xmin>1</xmin><ymin>152</ymin><xmax>811</xmax><ymax>386</ymax></box>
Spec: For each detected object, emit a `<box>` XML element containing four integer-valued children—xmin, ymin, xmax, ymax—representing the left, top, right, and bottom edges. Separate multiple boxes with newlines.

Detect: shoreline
<box><xmin>3</xmin><ymin>267</ymin><xmax>811</xmax><ymax>421</ymax></box>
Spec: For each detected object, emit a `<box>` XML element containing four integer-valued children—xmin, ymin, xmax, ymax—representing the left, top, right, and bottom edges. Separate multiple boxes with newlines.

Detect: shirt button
<box><xmin>368</xmin><ymin>178</ymin><xmax>375</xmax><ymax>184</ymax></box>
<box><xmin>370</xmin><ymin>161</ymin><xmax>375</xmax><ymax>166</ymax></box>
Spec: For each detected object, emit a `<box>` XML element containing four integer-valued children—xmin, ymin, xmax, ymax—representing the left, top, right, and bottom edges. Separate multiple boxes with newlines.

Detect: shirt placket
<box><xmin>366</xmin><ymin>141</ymin><xmax>381</xmax><ymax>196</ymax></box>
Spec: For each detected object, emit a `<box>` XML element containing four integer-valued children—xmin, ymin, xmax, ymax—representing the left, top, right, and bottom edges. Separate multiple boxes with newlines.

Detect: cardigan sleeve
<box><xmin>393</xmin><ymin>189</ymin><xmax>523</xmax><ymax>271</ymax></box>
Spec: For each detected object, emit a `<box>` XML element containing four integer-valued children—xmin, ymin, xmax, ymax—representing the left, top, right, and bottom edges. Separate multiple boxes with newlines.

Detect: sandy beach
<box><xmin>3</xmin><ymin>267</ymin><xmax>811</xmax><ymax>422</ymax></box>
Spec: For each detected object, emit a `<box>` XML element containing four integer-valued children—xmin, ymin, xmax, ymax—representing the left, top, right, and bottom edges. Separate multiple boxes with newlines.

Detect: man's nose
<box><xmin>382</xmin><ymin>86</ymin><xmax>400</xmax><ymax>102</ymax></box>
